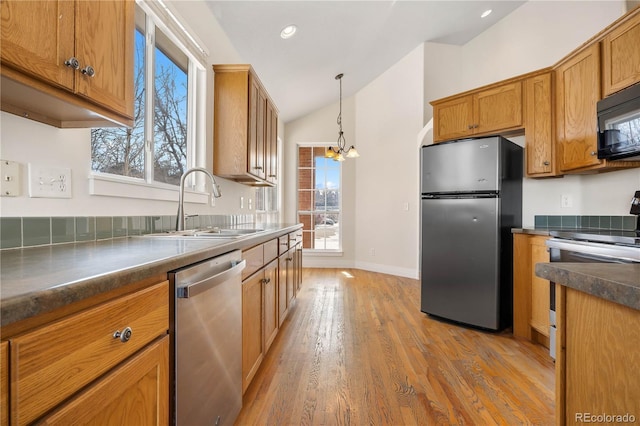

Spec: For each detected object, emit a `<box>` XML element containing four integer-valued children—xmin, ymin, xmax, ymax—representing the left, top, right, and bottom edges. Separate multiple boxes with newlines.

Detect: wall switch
<box><xmin>0</xmin><ymin>160</ymin><xmax>21</xmax><ymax>197</ymax></box>
<box><xmin>561</xmin><ymin>194</ymin><xmax>573</xmax><ymax>208</ymax></box>
<box><xmin>240</xmin><ymin>196</ymin><xmax>244</xmax><ymax>209</ymax></box>
<box><xmin>28</xmin><ymin>164</ymin><xmax>72</xmax><ymax>198</ymax></box>
<box><xmin>403</xmin><ymin>202</ymin><xmax>409</xmax><ymax>211</ymax></box>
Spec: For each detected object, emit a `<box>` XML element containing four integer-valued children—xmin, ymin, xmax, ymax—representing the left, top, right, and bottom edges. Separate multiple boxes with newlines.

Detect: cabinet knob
<box><xmin>81</xmin><ymin>65</ymin><xmax>96</xmax><ymax>77</ymax></box>
<box><xmin>64</xmin><ymin>57</ymin><xmax>80</xmax><ymax>70</ymax></box>
<box><xmin>590</xmin><ymin>151</ymin><xmax>596</xmax><ymax>156</ymax></box>
<box><xmin>543</xmin><ymin>161</ymin><xmax>550</xmax><ymax>166</ymax></box>
<box><xmin>467</xmin><ymin>125</ymin><xmax>474</xmax><ymax>130</ymax></box>
<box><xmin>113</xmin><ymin>326</ymin><xmax>132</xmax><ymax>343</ymax></box>
<box><xmin>253</xmin><ymin>166</ymin><xmax>263</xmax><ymax>170</ymax></box>
<box><xmin>474</xmin><ymin>124</ymin><xmax>479</xmax><ymax>129</ymax></box>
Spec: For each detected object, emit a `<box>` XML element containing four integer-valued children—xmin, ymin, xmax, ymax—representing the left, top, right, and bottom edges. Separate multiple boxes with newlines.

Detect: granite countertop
<box><xmin>535</xmin><ymin>263</ymin><xmax>640</xmax><ymax>311</ymax></box>
<box><xmin>0</xmin><ymin>223</ymin><xmax>302</xmax><ymax>328</ymax></box>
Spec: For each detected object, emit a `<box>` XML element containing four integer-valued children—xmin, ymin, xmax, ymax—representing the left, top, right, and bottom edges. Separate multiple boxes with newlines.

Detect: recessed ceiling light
<box><xmin>280</xmin><ymin>25</ymin><xmax>297</xmax><ymax>39</ymax></box>
<box><xmin>481</xmin><ymin>9</ymin><xmax>492</xmax><ymax>18</ymax></box>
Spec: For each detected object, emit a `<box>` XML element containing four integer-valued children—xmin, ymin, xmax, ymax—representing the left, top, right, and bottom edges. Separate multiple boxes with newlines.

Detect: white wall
<box><xmin>353</xmin><ymin>46</ymin><xmax>424</xmax><ymax>278</ymax></box>
<box><xmin>0</xmin><ymin>1</ymin><xmax>259</xmax><ymax>218</ymax></box>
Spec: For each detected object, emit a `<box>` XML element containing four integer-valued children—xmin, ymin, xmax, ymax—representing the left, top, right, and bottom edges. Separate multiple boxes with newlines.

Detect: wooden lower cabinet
<box><xmin>241</xmin><ymin>242</ymin><xmax>280</xmax><ymax>394</ymax></box>
<box><xmin>5</xmin><ymin>280</ymin><xmax>169</xmax><ymax>425</ymax></box>
<box><xmin>39</xmin><ymin>336</ymin><xmax>169</xmax><ymax>425</ymax></box>
<box><xmin>513</xmin><ymin>234</ymin><xmax>551</xmax><ymax>347</ymax></box>
<box><xmin>557</xmin><ymin>286</ymin><xmax>640</xmax><ymax>425</ymax></box>
<box><xmin>278</xmin><ymin>250</ymin><xmax>294</xmax><ymax>327</ymax></box>
<box><xmin>242</xmin><ymin>271</ymin><xmax>265</xmax><ymax>393</ymax></box>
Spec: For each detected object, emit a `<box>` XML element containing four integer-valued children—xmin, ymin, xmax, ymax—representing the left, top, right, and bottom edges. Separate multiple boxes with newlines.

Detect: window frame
<box><xmin>89</xmin><ymin>0</ymin><xmax>208</xmax><ymax>200</ymax></box>
<box><xmin>296</xmin><ymin>143</ymin><xmax>343</xmax><ymax>254</ymax></box>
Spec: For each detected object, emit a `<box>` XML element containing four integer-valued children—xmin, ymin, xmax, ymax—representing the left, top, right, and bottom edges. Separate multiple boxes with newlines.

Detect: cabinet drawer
<box><xmin>10</xmin><ymin>281</ymin><xmax>168</xmax><ymax>426</ymax></box>
<box><xmin>242</xmin><ymin>244</ymin><xmax>264</xmax><ymax>280</ymax></box>
<box><xmin>278</xmin><ymin>235</ymin><xmax>289</xmax><ymax>256</ymax></box>
<box><xmin>264</xmin><ymin>239</ymin><xmax>278</xmax><ymax>263</ymax></box>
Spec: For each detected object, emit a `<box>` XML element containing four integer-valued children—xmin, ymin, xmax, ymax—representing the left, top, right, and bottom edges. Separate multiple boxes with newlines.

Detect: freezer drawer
<box><xmin>421</xmin><ymin>197</ymin><xmax>501</xmax><ymax>329</ymax></box>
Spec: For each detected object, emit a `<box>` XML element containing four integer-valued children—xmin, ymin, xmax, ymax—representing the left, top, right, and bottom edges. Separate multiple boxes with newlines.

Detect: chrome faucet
<box><xmin>176</xmin><ymin>167</ymin><xmax>221</xmax><ymax>231</ymax></box>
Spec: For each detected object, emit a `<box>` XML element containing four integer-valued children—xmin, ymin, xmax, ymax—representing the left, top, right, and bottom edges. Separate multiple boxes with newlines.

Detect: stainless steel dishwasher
<box><xmin>169</xmin><ymin>250</ymin><xmax>246</xmax><ymax>426</ymax></box>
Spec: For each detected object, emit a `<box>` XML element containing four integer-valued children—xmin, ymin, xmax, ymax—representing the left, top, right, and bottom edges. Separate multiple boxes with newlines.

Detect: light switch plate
<box><xmin>28</xmin><ymin>164</ymin><xmax>72</xmax><ymax>198</ymax></box>
<box><xmin>0</xmin><ymin>159</ymin><xmax>21</xmax><ymax>197</ymax></box>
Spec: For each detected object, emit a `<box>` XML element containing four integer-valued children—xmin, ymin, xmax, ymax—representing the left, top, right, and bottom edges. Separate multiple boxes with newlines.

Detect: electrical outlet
<box><xmin>28</xmin><ymin>164</ymin><xmax>72</xmax><ymax>198</ymax></box>
<box><xmin>561</xmin><ymin>194</ymin><xmax>573</xmax><ymax>208</ymax></box>
<box><xmin>0</xmin><ymin>159</ymin><xmax>21</xmax><ymax>197</ymax></box>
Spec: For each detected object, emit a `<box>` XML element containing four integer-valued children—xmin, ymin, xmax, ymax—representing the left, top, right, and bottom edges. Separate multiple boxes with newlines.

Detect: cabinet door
<box><xmin>242</xmin><ymin>272</ymin><xmax>264</xmax><ymax>393</ymax></box>
<box><xmin>39</xmin><ymin>336</ymin><xmax>169</xmax><ymax>426</ymax></box>
<box><xmin>432</xmin><ymin>95</ymin><xmax>474</xmax><ymax>142</ymax></box>
<box><xmin>602</xmin><ymin>11</ymin><xmax>640</xmax><ymax>96</ymax></box>
<box><xmin>278</xmin><ymin>254</ymin><xmax>289</xmax><ymax>326</ymax></box>
<box><xmin>525</xmin><ymin>73</ymin><xmax>555</xmax><ymax>176</ymax></box>
<box><xmin>74</xmin><ymin>0</ymin><xmax>134</xmax><ymax>118</ymax></box>
<box><xmin>474</xmin><ymin>81</ymin><xmax>523</xmax><ymax>134</ymax></box>
<box><xmin>530</xmin><ymin>237</ymin><xmax>550</xmax><ymax>336</ymax></box>
<box><xmin>266</xmin><ymin>101</ymin><xmax>278</xmax><ymax>185</ymax></box>
<box><xmin>286</xmin><ymin>249</ymin><xmax>294</xmax><ymax>306</ymax></box>
<box><xmin>1</xmin><ymin>341</ymin><xmax>7</xmax><ymax>426</ymax></box>
<box><xmin>263</xmin><ymin>260</ymin><xmax>279</xmax><ymax>353</ymax></box>
<box><xmin>556</xmin><ymin>44</ymin><xmax>602</xmax><ymax>171</ymax></box>
<box><xmin>248</xmin><ymin>75</ymin><xmax>266</xmax><ymax>180</ymax></box>
<box><xmin>0</xmin><ymin>0</ymin><xmax>75</xmax><ymax>90</ymax></box>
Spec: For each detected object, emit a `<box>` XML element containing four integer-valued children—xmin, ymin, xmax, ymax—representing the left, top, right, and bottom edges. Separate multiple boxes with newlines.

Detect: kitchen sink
<box><xmin>141</xmin><ymin>228</ymin><xmax>264</xmax><ymax>239</ymax></box>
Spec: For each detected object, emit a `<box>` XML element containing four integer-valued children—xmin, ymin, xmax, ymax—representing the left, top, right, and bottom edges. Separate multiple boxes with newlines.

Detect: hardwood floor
<box><xmin>235</xmin><ymin>268</ymin><xmax>555</xmax><ymax>425</ymax></box>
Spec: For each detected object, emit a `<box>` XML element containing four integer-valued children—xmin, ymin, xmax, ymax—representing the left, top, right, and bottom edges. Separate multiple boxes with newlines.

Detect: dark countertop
<box><xmin>512</xmin><ymin>227</ymin><xmax>561</xmax><ymax>236</ymax></box>
<box><xmin>0</xmin><ymin>223</ymin><xmax>302</xmax><ymax>328</ymax></box>
<box><xmin>535</xmin><ymin>263</ymin><xmax>640</xmax><ymax>311</ymax></box>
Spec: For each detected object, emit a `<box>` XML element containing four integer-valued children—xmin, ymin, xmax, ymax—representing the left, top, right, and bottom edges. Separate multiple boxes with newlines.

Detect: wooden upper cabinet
<box><xmin>432</xmin><ymin>95</ymin><xmax>474</xmax><ymax>141</ymax></box>
<box><xmin>555</xmin><ymin>44</ymin><xmax>602</xmax><ymax>172</ymax></box>
<box><xmin>266</xmin><ymin>101</ymin><xmax>278</xmax><ymax>185</ymax></box>
<box><xmin>213</xmin><ymin>64</ymin><xmax>278</xmax><ymax>186</ymax></box>
<box><xmin>0</xmin><ymin>0</ymin><xmax>75</xmax><ymax>91</ymax></box>
<box><xmin>602</xmin><ymin>7</ymin><xmax>640</xmax><ymax>97</ymax></box>
<box><xmin>474</xmin><ymin>81</ymin><xmax>523</xmax><ymax>134</ymax></box>
<box><xmin>0</xmin><ymin>0</ymin><xmax>134</xmax><ymax>127</ymax></box>
<box><xmin>432</xmin><ymin>80</ymin><xmax>522</xmax><ymax>142</ymax></box>
<box><xmin>74</xmin><ymin>0</ymin><xmax>134</xmax><ymax>118</ymax></box>
<box><xmin>524</xmin><ymin>72</ymin><xmax>555</xmax><ymax>177</ymax></box>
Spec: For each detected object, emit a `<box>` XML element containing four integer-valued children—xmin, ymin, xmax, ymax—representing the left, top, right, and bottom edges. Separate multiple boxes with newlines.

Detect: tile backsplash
<box><xmin>533</xmin><ymin>215</ymin><xmax>637</xmax><ymax>231</ymax></box>
<box><xmin>0</xmin><ymin>214</ymin><xmax>255</xmax><ymax>250</ymax></box>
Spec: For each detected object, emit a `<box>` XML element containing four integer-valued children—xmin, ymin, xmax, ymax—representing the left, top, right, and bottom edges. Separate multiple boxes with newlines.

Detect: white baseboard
<box><xmin>302</xmin><ymin>255</ymin><xmax>419</xmax><ymax>280</ymax></box>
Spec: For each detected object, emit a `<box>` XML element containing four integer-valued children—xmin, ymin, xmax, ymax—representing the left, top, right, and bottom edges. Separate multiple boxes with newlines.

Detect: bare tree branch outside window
<box><xmin>91</xmin><ymin>28</ymin><xmax>188</xmax><ymax>186</ymax></box>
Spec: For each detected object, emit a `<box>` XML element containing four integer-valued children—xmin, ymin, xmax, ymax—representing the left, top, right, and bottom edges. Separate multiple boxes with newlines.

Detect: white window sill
<box><xmin>88</xmin><ymin>173</ymin><xmax>209</xmax><ymax>204</ymax></box>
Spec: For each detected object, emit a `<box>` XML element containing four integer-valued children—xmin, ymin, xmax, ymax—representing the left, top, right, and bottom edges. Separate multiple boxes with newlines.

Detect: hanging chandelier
<box><xmin>325</xmin><ymin>73</ymin><xmax>359</xmax><ymax>161</ymax></box>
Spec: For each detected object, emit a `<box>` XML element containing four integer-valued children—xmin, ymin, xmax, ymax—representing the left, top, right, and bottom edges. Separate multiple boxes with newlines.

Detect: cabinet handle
<box><xmin>543</xmin><ymin>161</ymin><xmax>550</xmax><ymax>166</ymax></box>
<box><xmin>268</xmin><ymin>174</ymin><xmax>276</xmax><ymax>178</ymax></box>
<box><xmin>253</xmin><ymin>166</ymin><xmax>263</xmax><ymax>170</ymax></box>
<box><xmin>81</xmin><ymin>65</ymin><xmax>96</xmax><ymax>77</ymax></box>
<box><xmin>64</xmin><ymin>57</ymin><xmax>80</xmax><ymax>70</ymax></box>
<box><xmin>113</xmin><ymin>326</ymin><xmax>132</xmax><ymax>343</ymax></box>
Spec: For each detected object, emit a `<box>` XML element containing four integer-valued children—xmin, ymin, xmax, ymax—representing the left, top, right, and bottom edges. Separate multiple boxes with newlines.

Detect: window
<box><xmin>91</xmin><ymin>3</ymin><xmax>202</xmax><ymax>187</ymax></box>
<box><xmin>297</xmin><ymin>146</ymin><xmax>341</xmax><ymax>250</ymax></box>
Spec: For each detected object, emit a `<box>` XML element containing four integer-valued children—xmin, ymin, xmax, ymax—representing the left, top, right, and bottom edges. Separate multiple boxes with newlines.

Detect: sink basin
<box><xmin>140</xmin><ymin>228</ymin><xmax>264</xmax><ymax>239</ymax></box>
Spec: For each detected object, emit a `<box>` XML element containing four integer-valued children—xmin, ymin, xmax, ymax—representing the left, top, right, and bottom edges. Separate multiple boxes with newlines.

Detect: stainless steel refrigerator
<box><xmin>420</xmin><ymin>136</ymin><xmax>522</xmax><ymax>330</ymax></box>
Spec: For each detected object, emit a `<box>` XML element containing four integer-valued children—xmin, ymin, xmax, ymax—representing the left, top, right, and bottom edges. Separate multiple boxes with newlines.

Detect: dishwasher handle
<box><xmin>177</xmin><ymin>260</ymin><xmax>246</xmax><ymax>298</ymax></box>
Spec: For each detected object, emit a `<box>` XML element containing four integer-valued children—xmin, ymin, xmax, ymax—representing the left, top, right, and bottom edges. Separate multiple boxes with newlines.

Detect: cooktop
<box><xmin>550</xmin><ymin>228</ymin><xmax>640</xmax><ymax>246</ymax></box>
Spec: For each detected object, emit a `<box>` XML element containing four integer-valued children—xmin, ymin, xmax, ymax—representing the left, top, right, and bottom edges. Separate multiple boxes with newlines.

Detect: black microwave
<box><xmin>597</xmin><ymin>82</ymin><xmax>640</xmax><ymax>161</ymax></box>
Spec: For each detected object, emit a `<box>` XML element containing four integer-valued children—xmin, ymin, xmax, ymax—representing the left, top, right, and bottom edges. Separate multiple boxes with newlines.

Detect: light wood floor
<box><xmin>235</xmin><ymin>268</ymin><xmax>555</xmax><ymax>426</ymax></box>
